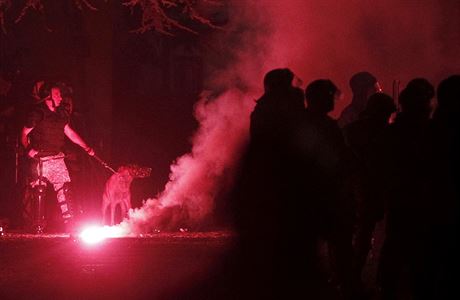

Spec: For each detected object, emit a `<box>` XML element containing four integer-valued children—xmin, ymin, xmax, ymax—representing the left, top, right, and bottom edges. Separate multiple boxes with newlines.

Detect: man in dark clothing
<box><xmin>338</xmin><ymin>71</ymin><xmax>382</xmax><ymax>128</ymax></box>
<box><xmin>21</xmin><ymin>81</ymin><xmax>94</xmax><ymax>233</ymax></box>
<box><xmin>235</xmin><ymin>68</ymin><xmax>321</xmax><ymax>299</ymax></box>
<box><xmin>429</xmin><ymin>75</ymin><xmax>460</xmax><ymax>299</ymax></box>
<box><xmin>250</xmin><ymin>68</ymin><xmax>305</xmax><ymax>145</ymax></box>
<box><xmin>298</xmin><ymin>79</ymin><xmax>355</xmax><ymax>299</ymax></box>
<box><xmin>377</xmin><ymin>78</ymin><xmax>435</xmax><ymax>300</ymax></box>
<box><xmin>343</xmin><ymin>93</ymin><xmax>396</xmax><ymax>288</ymax></box>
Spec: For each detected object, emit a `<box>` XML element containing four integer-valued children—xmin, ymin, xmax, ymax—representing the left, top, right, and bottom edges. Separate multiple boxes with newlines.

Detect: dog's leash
<box><xmin>91</xmin><ymin>155</ymin><xmax>117</xmax><ymax>174</ymax></box>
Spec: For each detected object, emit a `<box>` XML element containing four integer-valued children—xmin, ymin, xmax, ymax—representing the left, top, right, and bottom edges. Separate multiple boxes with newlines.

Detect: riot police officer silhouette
<box><xmin>21</xmin><ymin>81</ymin><xmax>94</xmax><ymax>233</ymax></box>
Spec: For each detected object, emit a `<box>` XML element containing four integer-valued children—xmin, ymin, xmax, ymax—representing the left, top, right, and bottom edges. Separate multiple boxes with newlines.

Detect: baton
<box><xmin>91</xmin><ymin>154</ymin><xmax>116</xmax><ymax>174</ymax></box>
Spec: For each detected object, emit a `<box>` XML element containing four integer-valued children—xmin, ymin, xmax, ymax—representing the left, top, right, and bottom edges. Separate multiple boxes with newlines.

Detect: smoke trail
<box><xmin>121</xmin><ymin>1</ymin><xmax>275</xmax><ymax>233</ymax></box>
<box><xmin>124</xmin><ymin>89</ymin><xmax>254</xmax><ymax>232</ymax></box>
<box><xmin>120</xmin><ymin>0</ymin><xmax>459</xmax><ymax>233</ymax></box>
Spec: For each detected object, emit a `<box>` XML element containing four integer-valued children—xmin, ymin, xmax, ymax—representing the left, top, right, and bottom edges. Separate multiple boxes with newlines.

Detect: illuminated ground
<box><xmin>0</xmin><ymin>231</ymin><xmax>236</xmax><ymax>299</ymax></box>
<box><xmin>0</xmin><ymin>225</ymin><xmax>389</xmax><ymax>299</ymax></box>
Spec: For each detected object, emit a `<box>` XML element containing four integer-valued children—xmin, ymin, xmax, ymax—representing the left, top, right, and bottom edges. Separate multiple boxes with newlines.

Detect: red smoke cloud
<box><xmin>124</xmin><ymin>89</ymin><xmax>255</xmax><ymax>232</ymax></box>
<box><xmin>261</xmin><ymin>0</ymin><xmax>460</xmax><ymax>116</ymax></box>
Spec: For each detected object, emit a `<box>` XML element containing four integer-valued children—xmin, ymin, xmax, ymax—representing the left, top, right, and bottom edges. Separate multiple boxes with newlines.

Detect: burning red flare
<box><xmin>79</xmin><ymin>225</ymin><xmax>127</xmax><ymax>244</ymax></box>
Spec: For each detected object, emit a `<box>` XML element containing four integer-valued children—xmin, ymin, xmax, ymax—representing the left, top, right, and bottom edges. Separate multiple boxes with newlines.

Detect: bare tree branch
<box><xmin>0</xmin><ymin>0</ymin><xmax>11</xmax><ymax>34</ymax></box>
<box><xmin>183</xmin><ymin>0</ymin><xmax>221</xmax><ymax>30</ymax></box>
<box><xmin>124</xmin><ymin>0</ymin><xmax>219</xmax><ymax>35</ymax></box>
<box><xmin>0</xmin><ymin>0</ymin><xmax>221</xmax><ymax>35</ymax></box>
<box><xmin>15</xmin><ymin>0</ymin><xmax>44</xmax><ymax>24</ymax></box>
<box><xmin>74</xmin><ymin>0</ymin><xmax>99</xmax><ymax>11</ymax></box>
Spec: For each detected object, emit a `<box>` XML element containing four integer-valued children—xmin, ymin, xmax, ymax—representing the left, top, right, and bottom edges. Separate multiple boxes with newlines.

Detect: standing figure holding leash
<box><xmin>21</xmin><ymin>81</ymin><xmax>94</xmax><ymax>234</ymax></box>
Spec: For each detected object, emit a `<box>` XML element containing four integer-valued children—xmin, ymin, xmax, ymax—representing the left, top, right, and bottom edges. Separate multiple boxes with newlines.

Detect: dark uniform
<box><xmin>24</xmin><ymin>102</ymin><xmax>73</xmax><ymax>231</ymax></box>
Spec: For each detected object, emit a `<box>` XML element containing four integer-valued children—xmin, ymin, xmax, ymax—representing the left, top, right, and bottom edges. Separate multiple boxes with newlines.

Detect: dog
<box><xmin>101</xmin><ymin>164</ymin><xmax>151</xmax><ymax>225</ymax></box>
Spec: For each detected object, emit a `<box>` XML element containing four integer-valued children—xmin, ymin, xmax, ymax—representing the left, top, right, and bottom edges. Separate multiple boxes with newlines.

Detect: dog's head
<box><xmin>118</xmin><ymin>164</ymin><xmax>152</xmax><ymax>178</ymax></box>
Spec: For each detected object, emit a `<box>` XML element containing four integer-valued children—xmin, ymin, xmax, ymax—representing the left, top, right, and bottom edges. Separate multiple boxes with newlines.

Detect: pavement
<box><xmin>0</xmin><ymin>231</ymin><xmax>236</xmax><ymax>299</ymax></box>
<box><xmin>0</xmin><ymin>223</ymin><xmax>391</xmax><ymax>300</ymax></box>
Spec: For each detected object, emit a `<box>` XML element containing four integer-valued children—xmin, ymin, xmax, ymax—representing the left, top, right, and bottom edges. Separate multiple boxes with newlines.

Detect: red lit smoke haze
<box><xmin>262</xmin><ymin>0</ymin><xmax>460</xmax><ymax>116</ymax></box>
<box><xmin>122</xmin><ymin>0</ymin><xmax>460</xmax><ymax>233</ymax></box>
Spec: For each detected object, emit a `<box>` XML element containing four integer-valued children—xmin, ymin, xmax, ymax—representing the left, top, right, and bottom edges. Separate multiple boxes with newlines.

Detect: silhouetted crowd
<box><xmin>233</xmin><ymin>69</ymin><xmax>459</xmax><ymax>300</ymax></box>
